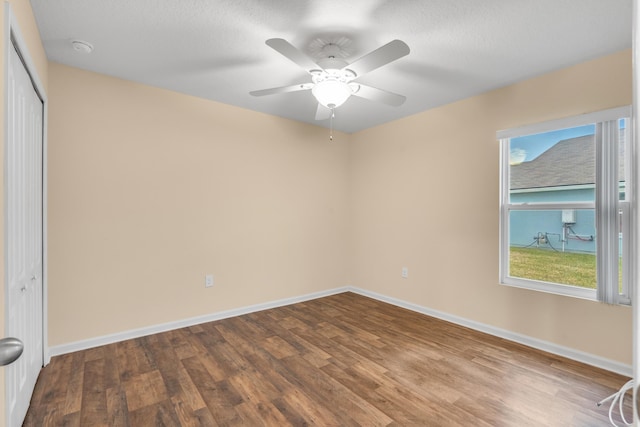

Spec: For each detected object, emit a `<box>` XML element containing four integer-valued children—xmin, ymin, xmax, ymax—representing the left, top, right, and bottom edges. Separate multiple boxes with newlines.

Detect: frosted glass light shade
<box><xmin>312</xmin><ymin>80</ymin><xmax>352</xmax><ymax>108</ymax></box>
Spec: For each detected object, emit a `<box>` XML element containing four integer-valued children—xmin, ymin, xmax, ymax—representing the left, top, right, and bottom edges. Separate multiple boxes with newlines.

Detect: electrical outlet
<box><xmin>205</xmin><ymin>274</ymin><xmax>214</xmax><ymax>288</ymax></box>
<box><xmin>401</xmin><ymin>267</ymin><xmax>408</xmax><ymax>279</ymax></box>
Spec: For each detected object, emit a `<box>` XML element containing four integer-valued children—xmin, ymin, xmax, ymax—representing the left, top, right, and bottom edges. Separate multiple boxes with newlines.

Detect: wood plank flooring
<box><xmin>24</xmin><ymin>292</ymin><xmax>631</xmax><ymax>426</ymax></box>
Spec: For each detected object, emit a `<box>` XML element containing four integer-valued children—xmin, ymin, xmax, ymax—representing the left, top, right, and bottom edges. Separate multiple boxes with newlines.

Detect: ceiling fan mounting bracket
<box><xmin>308</xmin><ymin>35</ymin><xmax>354</xmax><ymax>61</ymax></box>
<box><xmin>321</xmin><ymin>43</ymin><xmax>342</xmax><ymax>58</ymax></box>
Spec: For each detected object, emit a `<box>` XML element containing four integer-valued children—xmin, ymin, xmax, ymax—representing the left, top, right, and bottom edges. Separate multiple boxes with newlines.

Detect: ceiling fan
<box><xmin>250</xmin><ymin>38</ymin><xmax>410</xmax><ymax>121</ymax></box>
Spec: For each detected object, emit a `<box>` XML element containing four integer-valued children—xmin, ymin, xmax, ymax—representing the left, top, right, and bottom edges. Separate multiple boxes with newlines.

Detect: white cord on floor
<box><xmin>597</xmin><ymin>379</ymin><xmax>634</xmax><ymax>426</ymax></box>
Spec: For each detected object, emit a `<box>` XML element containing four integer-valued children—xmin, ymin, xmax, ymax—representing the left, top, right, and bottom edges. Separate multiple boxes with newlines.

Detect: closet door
<box><xmin>6</xmin><ymin>40</ymin><xmax>44</xmax><ymax>427</ymax></box>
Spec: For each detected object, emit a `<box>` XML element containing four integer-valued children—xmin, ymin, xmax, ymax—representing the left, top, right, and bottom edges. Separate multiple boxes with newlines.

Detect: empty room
<box><xmin>1</xmin><ymin>0</ymin><xmax>639</xmax><ymax>426</ymax></box>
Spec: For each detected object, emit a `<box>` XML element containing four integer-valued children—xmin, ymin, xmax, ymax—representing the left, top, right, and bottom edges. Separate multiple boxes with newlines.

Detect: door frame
<box><xmin>3</xmin><ymin>0</ymin><xmax>49</xmax><ymax>376</ymax></box>
<box><xmin>634</xmin><ymin>1</ymin><xmax>640</xmax><ymax>424</ymax></box>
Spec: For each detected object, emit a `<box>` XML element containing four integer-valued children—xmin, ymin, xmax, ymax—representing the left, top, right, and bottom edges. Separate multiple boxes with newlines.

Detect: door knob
<box><xmin>0</xmin><ymin>337</ymin><xmax>23</xmax><ymax>366</ymax></box>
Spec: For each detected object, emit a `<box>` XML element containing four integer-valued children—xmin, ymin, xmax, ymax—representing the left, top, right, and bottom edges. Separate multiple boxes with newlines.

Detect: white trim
<box><xmin>49</xmin><ymin>286</ymin><xmax>631</xmax><ymax>377</ymax></box>
<box><xmin>632</xmin><ymin>2</ymin><xmax>640</xmax><ymax>423</ymax></box>
<box><xmin>42</xmin><ymin>64</ymin><xmax>49</xmax><ymax>366</ymax></box>
<box><xmin>5</xmin><ymin>11</ymin><xmax>46</xmax><ymax>103</ymax></box>
<box><xmin>500</xmin><ymin>276</ymin><xmax>597</xmax><ymax>300</ymax></box>
<box><xmin>510</xmin><ymin>183</ymin><xmax>595</xmax><ymax>194</ymax></box>
<box><xmin>4</xmin><ymin>4</ymin><xmax>49</xmax><ymax>366</ymax></box>
<box><xmin>348</xmin><ymin>287</ymin><xmax>632</xmax><ymax>377</ymax></box>
<box><xmin>499</xmin><ymin>109</ymin><xmax>632</xmax><ymax>304</ymax></box>
<box><xmin>507</xmin><ymin>201</ymin><xmax>595</xmax><ymax>210</ymax></box>
<box><xmin>49</xmin><ymin>287</ymin><xmax>350</xmax><ymax>357</ymax></box>
<box><xmin>3</xmin><ymin>2</ymin><xmax>7</xmax><ymax>344</ymax></box>
<box><xmin>497</xmin><ymin>105</ymin><xmax>631</xmax><ymax>139</ymax></box>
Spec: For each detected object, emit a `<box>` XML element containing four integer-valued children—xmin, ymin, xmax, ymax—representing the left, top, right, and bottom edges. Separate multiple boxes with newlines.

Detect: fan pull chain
<box><xmin>329</xmin><ymin>108</ymin><xmax>335</xmax><ymax>141</ymax></box>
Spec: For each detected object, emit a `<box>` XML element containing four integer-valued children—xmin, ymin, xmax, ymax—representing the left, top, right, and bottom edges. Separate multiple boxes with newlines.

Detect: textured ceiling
<box><xmin>30</xmin><ymin>0</ymin><xmax>632</xmax><ymax>133</ymax></box>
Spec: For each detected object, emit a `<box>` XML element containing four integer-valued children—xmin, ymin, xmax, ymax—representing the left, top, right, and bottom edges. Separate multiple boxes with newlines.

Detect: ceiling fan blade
<box><xmin>315</xmin><ymin>104</ymin><xmax>332</xmax><ymax>121</ymax></box>
<box><xmin>345</xmin><ymin>40</ymin><xmax>410</xmax><ymax>78</ymax></box>
<box><xmin>353</xmin><ymin>84</ymin><xmax>406</xmax><ymax>107</ymax></box>
<box><xmin>250</xmin><ymin>83</ymin><xmax>313</xmax><ymax>97</ymax></box>
<box><xmin>266</xmin><ymin>38</ymin><xmax>321</xmax><ymax>74</ymax></box>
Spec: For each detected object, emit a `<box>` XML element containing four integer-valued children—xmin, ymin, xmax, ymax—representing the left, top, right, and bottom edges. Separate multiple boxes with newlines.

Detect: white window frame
<box><xmin>498</xmin><ymin>106</ymin><xmax>632</xmax><ymax>304</ymax></box>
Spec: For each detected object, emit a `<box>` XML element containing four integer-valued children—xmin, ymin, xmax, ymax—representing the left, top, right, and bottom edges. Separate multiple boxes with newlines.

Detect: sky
<box><xmin>510</xmin><ymin>119</ymin><xmax>628</xmax><ymax>164</ymax></box>
<box><xmin>509</xmin><ymin>124</ymin><xmax>595</xmax><ymax>164</ymax></box>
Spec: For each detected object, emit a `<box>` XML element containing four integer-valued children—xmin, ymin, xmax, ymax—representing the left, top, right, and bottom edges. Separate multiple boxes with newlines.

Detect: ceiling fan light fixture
<box><xmin>312</xmin><ymin>79</ymin><xmax>352</xmax><ymax>109</ymax></box>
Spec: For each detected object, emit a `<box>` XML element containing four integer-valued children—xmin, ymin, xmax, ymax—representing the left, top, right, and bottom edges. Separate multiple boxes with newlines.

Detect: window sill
<box><xmin>501</xmin><ymin>276</ymin><xmax>597</xmax><ymax>301</ymax></box>
<box><xmin>501</xmin><ymin>278</ymin><xmax>631</xmax><ymax>305</ymax></box>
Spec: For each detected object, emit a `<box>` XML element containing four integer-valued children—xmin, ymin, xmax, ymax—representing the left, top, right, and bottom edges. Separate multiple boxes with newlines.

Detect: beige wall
<box><xmin>47</xmin><ymin>49</ymin><xmax>634</xmax><ymax>367</ymax></box>
<box><xmin>350</xmin><ymin>49</ymin><xmax>633</xmax><ymax>365</ymax></box>
<box><xmin>47</xmin><ymin>63</ymin><xmax>351</xmax><ymax>346</ymax></box>
<box><xmin>0</xmin><ymin>0</ymin><xmax>47</xmax><ymax>425</ymax></box>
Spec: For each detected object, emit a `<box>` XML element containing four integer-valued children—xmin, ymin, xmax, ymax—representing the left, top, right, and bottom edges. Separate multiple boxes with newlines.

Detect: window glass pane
<box><xmin>508</xmin><ymin>209</ymin><xmax>596</xmax><ymax>289</ymax></box>
<box><xmin>509</xmin><ymin>125</ymin><xmax>595</xmax><ymax>203</ymax></box>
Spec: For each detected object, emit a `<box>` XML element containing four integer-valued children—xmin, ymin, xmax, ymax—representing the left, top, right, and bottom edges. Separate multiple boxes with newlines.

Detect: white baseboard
<box><xmin>347</xmin><ymin>287</ymin><xmax>632</xmax><ymax>377</ymax></box>
<box><xmin>48</xmin><ymin>286</ymin><xmax>350</xmax><ymax>357</ymax></box>
<box><xmin>48</xmin><ymin>285</ymin><xmax>632</xmax><ymax>377</ymax></box>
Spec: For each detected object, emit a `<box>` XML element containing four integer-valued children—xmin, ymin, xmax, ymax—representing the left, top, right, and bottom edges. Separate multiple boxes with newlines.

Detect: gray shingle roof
<box><xmin>510</xmin><ymin>131</ymin><xmax>625</xmax><ymax>190</ymax></box>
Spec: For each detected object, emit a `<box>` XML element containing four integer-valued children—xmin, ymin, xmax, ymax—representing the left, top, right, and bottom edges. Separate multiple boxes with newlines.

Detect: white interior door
<box><xmin>5</xmin><ymin>40</ymin><xmax>44</xmax><ymax>427</ymax></box>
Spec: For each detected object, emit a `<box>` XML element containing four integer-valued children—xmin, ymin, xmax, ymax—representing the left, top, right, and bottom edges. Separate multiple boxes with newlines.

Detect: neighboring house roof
<box><xmin>510</xmin><ymin>131</ymin><xmax>625</xmax><ymax>190</ymax></box>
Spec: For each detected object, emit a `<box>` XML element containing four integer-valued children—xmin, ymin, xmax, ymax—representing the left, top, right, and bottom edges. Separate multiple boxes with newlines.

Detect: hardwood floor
<box><xmin>24</xmin><ymin>292</ymin><xmax>631</xmax><ymax>426</ymax></box>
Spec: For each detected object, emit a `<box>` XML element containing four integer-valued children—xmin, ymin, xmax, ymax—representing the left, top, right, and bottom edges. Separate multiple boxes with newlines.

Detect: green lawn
<box><xmin>510</xmin><ymin>247</ymin><xmax>624</xmax><ymax>291</ymax></box>
<box><xmin>509</xmin><ymin>247</ymin><xmax>597</xmax><ymax>289</ymax></box>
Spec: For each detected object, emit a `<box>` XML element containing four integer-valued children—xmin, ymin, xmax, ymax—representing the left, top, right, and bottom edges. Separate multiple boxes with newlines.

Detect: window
<box><xmin>498</xmin><ymin>106</ymin><xmax>632</xmax><ymax>304</ymax></box>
